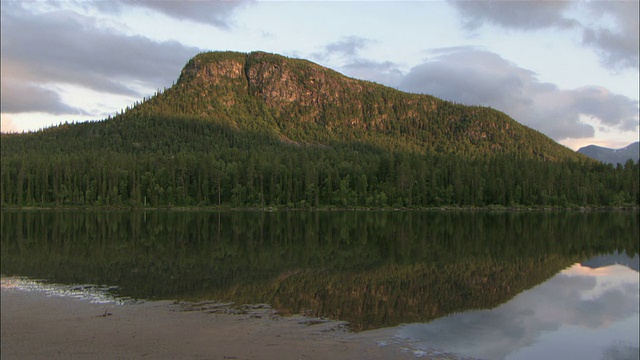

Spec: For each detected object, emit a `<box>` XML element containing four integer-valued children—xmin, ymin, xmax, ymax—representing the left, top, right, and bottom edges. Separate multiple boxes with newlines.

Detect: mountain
<box><xmin>578</xmin><ymin>142</ymin><xmax>639</xmax><ymax>165</ymax></box>
<box><xmin>2</xmin><ymin>51</ymin><xmax>582</xmax><ymax>160</ymax></box>
<box><xmin>1</xmin><ymin>51</ymin><xmax>638</xmax><ymax>208</ymax></box>
<box><xmin>132</xmin><ymin>51</ymin><xmax>583</xmax><ymax>160</ymax></box>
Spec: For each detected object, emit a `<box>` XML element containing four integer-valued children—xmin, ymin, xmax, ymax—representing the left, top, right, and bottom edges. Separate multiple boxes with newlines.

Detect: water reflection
<box><xmin>396</xmin><ymin>253</ymin><xmax>639</xmax><ymax>360</ymax></box>
<box><xmin>581</xmin><ymin>251</ymin><xmax>639</xmax><ymax>272</ymax></box>
<box><xmin>1</xmin><ymin>210</ymin><xmax>638</xmax><ymax>333</ymax></box>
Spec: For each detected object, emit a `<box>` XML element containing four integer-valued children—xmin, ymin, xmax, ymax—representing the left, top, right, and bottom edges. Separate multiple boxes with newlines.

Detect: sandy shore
<box><xmin>1</xmin><ymin>286</ymin><xmax>416</xmax><ymax>360</ymax></box>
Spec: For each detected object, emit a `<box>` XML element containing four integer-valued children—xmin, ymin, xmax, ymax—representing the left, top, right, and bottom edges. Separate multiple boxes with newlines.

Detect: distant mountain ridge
<box><xmin>578</xmin><ymin>142</ymin><xmax>639</xmax><ymax>165</ymax></box>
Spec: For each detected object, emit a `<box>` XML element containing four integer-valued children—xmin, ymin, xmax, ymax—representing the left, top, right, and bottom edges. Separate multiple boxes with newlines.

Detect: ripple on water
<box><xmin>0</xmin><ymin>276</ymin><xmax>143</xmax><ymax>305</ymax></box>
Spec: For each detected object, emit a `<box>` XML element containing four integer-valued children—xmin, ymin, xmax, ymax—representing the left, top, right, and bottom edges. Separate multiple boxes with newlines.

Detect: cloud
<box><xmin>571</xmin><ymin>87</ymin><xmax>639</xmax><ymax>131</ymax></box>
<box><xmin>450</xmin><ymin>1</ymin><xmax>577</xmax><ymax>31</ymax></box>
<box><xmin>311</xmin><ymin>37</ymin><xmax>404</xmax><ymax>87</ymax></box>
<box><xmin>340</xmin><ymin>59</ymin><xmax>405</xmax><ymax>87</ymax></box>
<box><xmin>0</xmin><ymin>2</ymin><xmax>201</xmax><ymax>115</ymax></box>
<box><xmin>397</xmin><ymin>47</ymin><xmax>639</xmax><ymax>141</ymax></box>
<box><xmin>449</xmin><ymin>1</ymin><xmax>639</xmax><ymax>70</ymax></box>
<box><xmin>581</xmin><ymin>1</ymin><xmax>639</xmax><ymax>70</ymax></box>
<box><xmin>324</xmin><ymin>36</ymin><xmax>375</xmax><ymax>58</ymax></box>
<box><xmin>85</xmin><ymin>0</ymin><xmax>251</xmax><ymax>29</ymax></box>
<box><xmin>0</xmin><ymin>79</ymin><xmax>85</xmax><ymax>115</ymax></box>
<box><xmin>311</xmin><ymin>36</ymin><xmax>377</xmax><ymax>64</ymax></box>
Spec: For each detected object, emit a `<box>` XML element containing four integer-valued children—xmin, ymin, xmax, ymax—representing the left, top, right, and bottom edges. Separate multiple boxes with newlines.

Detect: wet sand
<box><xmin>1</xmin><ymin>288</ymin><xmax>415</xmax><ymax>359</ymax></box>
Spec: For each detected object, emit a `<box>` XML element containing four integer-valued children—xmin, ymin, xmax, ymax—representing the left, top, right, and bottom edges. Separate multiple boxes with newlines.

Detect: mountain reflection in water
<box><xmin>1</xmin><ymin>210</ymin><xmax>638</xmax><ymax>334</ymax></box>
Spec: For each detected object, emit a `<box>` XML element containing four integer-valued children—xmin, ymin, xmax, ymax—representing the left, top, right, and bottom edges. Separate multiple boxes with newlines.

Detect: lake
<box><xmin>1</xmin><ymin>210</ymin><xmax>638</xmax><ymax>359</ymax></box>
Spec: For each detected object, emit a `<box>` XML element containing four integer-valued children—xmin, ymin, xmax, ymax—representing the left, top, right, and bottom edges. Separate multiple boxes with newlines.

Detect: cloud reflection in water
<box><xmin>395</xmin><ymin>256</ymin><xmax>639</xmax><ymax>360</ymax></box>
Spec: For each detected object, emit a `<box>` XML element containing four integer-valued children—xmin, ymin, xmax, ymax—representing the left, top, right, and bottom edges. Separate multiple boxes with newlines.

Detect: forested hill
<box><xmin>128</xmin><ymin>51</ymin><xmax>583</xmax><ymax>160</ymax></box>
<box><xmin>1</xmin><ymin>51</ymin><xmax>638</xmax><ymax>208</ymax></box>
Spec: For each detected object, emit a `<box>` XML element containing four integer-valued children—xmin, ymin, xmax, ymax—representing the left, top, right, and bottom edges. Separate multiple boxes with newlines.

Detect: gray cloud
<box><xmin>449</xmin><ymin>1</ymin><xmax>639</xmax><ymax>70</ymax></box>
<box><xmin>311</xmin><ymin>36</ymin><xmax>378</xmax><ymax>66</ymax></box>
<box><xmin>324</xmin><ymin>36</ymin><xmax>375</xmax><ymax>58</ymax></box>
<box><xmin>85</xmin><ymin>0</ymin><xmax>251</xmax><ymax>29</ymax></box>
<box><xmin>581</xmin><ymin>1</ymin><xmax>639</xmax><ymax>70</ymax></box>
<box><xmin>0</xmin><ymin>79</ymin><xmax>85</xmax><ymax>115</ymax></box>
<box><xmin>602</xmin><ymin>343</ymin><xmax>640</xmax><ymax>360</ymax></box>
<box><xmin>397</xmin><ymin>47</ymin><xmax>639</xmax><ymax>141</ymax></box>
<box><xmin>0</xmin><ymin>2</ymin><xmax>201</xmax><ymax>115</ymax></box>
<box><xmin>340</xmin><ymin>59</ymin><xmax>404</xmax><ymax>87</ymax></box>
<box><xmin>311</xmin><ymin>37</ymin><xmax>404</xmax><ymax>87</ymax></box>
<box><xmin>571</xmin><ymin>87</ymin><xmax>640</xmax><ymax>131</ymax></box>
<box><xmin>450</xmin><ymin>1</ymin><xmax>577</xmax><ymax>30</ymax></box>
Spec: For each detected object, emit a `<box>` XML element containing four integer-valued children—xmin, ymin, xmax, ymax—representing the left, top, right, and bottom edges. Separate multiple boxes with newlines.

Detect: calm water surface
<box><xmin>1</xmin><ymin>210</ymin><xmax>638</xmax><ymax>359</ymax></box>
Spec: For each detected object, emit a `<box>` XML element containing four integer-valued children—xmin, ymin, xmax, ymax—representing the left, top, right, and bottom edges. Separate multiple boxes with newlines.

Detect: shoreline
<box><xmin>1</xmin><ymin>286</ymin><xmax>414</xmax><ymax>360</ymax></box>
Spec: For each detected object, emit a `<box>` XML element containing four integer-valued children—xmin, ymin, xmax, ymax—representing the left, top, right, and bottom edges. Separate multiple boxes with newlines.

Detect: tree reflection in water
<box><xmin>1</xmin><ymin>210</ymin><xmax>638</xmax><ymax>331</ymax></box>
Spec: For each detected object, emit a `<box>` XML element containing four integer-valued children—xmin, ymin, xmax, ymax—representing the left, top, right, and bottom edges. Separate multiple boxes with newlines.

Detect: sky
<box><xmin>1</xmin><ymin>0</ymin><xmax>638</xmax><ymax>150</ymax></box>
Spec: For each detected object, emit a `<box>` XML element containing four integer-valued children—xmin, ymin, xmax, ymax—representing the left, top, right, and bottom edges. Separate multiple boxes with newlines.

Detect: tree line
<box><xmin>2</xmin><ymin>115</ymin><xmax>637</xmax><ymax>208</ymax></box>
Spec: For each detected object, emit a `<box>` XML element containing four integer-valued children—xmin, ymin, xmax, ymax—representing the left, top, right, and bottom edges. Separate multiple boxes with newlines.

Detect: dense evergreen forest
<box><xmin>2</xmin><ymin>114</ymin><xmax>637</xmax><ymax>208</ymax></box>
<box><xmin>1</xmin><ymin>51</ymin><xmax>638</xmax><ymax>208</ymax></box>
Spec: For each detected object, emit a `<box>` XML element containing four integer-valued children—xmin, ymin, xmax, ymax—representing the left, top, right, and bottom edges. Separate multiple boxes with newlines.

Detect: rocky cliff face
<box><xmin>176</xmin><ymin>51</ymin><xmax>436</xmax><ymax>132</ymax></box>
<box><xmin>179</xmin><ymin>53</ymin><xmax>246</xmax><ymax>85</ymax></box>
